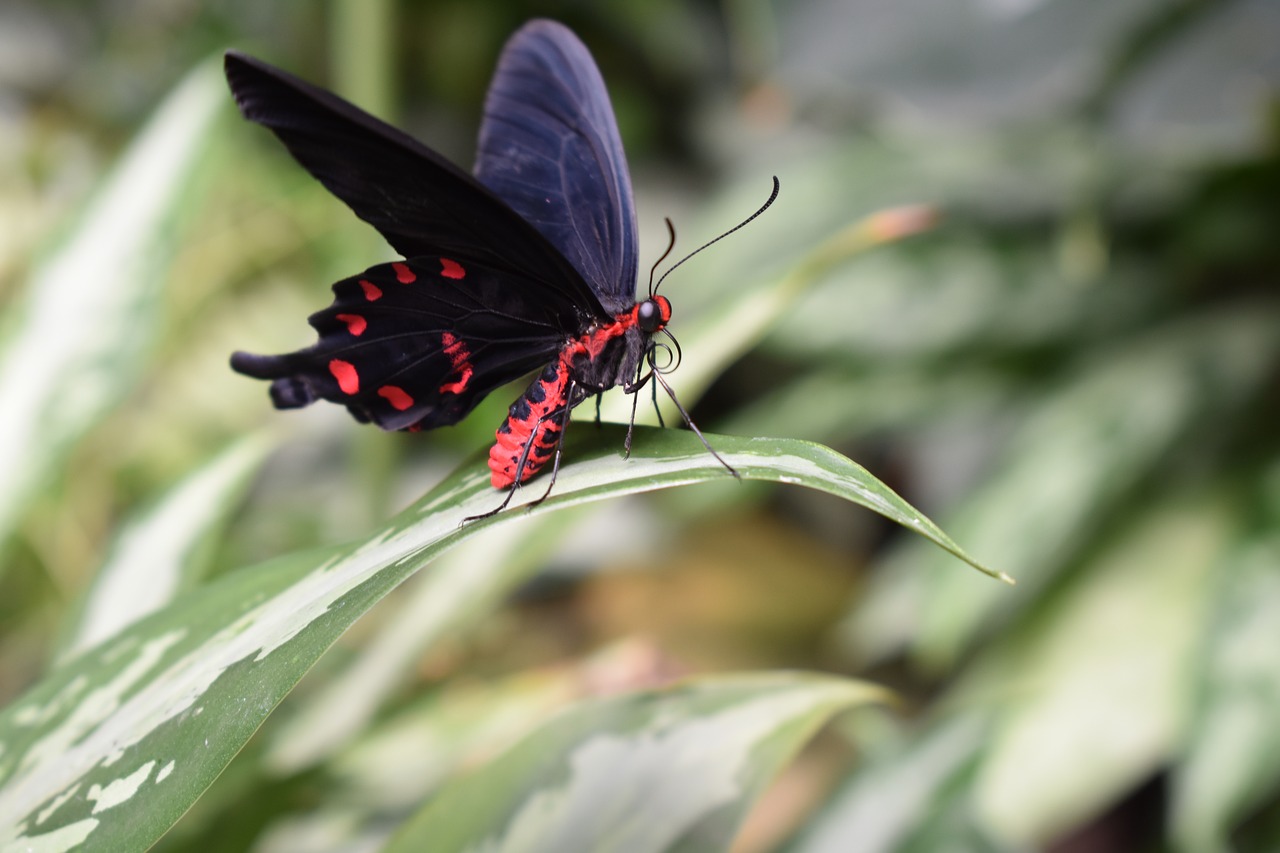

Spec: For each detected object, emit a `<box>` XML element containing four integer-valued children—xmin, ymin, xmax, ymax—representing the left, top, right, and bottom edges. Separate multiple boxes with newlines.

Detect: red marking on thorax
<box><xmin>439</xmin><ymin>258</ymin><xmax>466</xmax><ymax>279</ymax></box>
<box><xmin>359</xmin><ymin>279</ymin><xmax>383</xmax><ymax>301</ymax></box>
<box><xmin>335</xmin><ymin>313</ymin><xmax>367</xmax><ymax>336</ymax></box>
<box><xmin>378</xmin><ymin>385</ymin><xmax>414</xmax><ymax>411</ymax></box>
<box><xmin>329</xmin><ymin>359</ymin><xmax>359</xmax><ymax>395</ymax></box>
<box><xmin>569</xmin><ymin>303</ymin><xmax>649</xmax><ymax>363</ymax></box>
<box><xmin>392</xmin><ymin>262</ymin><xmax>416</xmax><ymax>284</ymax></box>
<box><xmin>439</xmin><ymin>332</ymin><xmax>474</xmax><ymax>395</ymax></box>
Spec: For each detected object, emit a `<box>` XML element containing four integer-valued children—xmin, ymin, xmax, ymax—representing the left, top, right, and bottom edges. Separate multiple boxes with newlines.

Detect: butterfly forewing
<box><xmin>224</xmin><ymin>50</ymin><xmax>608</xmax><ymax>318</ymax></box>
<box><xmin>231</xmin><ymin>256</ymin><xmax>572</xmax><ymax>431</ymax></box>
<box><xmin>475</xmin><ymin>20</ymin><xmax>639</xmax><ymax>314</ymax></box>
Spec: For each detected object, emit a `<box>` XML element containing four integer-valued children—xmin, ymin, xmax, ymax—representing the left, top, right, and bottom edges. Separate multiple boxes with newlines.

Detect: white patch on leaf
<box><xmin>87</xmin><ymin>761</ymin><xmax>154</xmax><ymax>814</ymax></box>
<box><xmin>2</xmin><ymin>817</ymin><xmax>98</xmax><ymax>852</ymax></box>
<box><xmin>35</xmin><ymin>783</ymin><xmax>81</xmax><ymax>825</ymax></box>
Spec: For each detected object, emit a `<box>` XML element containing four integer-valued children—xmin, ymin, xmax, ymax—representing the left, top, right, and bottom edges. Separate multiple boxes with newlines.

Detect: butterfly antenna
<box><xmin>648</xmin><ymin>218</ymin><xmax>678</xmax><ymax>297</ymax></box>
<box><xmin>653</xmin><ymin>176</ymin><xmax>780</xmax><ymax>295</ymax></box>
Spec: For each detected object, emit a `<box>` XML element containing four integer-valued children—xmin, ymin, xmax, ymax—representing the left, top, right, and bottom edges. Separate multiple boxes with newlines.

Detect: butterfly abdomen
<box><xmin>489</xmin><ymin>359</ymin><xmax>574</xmax><ymax>488</ymax></box>
<box><xmin>487</xmin><ymin>300</ymin><xmax>666</xmax><ymax>490</ymax></box>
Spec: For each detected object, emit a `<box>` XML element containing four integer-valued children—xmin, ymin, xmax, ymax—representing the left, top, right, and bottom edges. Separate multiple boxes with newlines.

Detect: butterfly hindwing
<box><xmin>230</xmin><ymin>256</ymin><xmax>573</xmax><ymax>431</ymax></box>
<box><xmin>475</xmin><ymin>20</ymin><xmax>639</xmax><ymax>313</ymax></box>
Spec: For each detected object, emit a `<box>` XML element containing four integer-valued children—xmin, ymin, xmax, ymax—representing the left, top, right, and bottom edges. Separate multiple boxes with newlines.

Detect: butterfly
<box><xmin>227</xmin><ymin>19</ymin><xmax>775</xmax><ymax>517</ymax></box>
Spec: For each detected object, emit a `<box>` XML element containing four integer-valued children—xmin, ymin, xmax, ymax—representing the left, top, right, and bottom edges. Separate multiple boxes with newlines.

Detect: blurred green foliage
<box><xmin>0</xmin><ymin>0</ymin><xmax>1277</xmax><ymax>850</ymax></box>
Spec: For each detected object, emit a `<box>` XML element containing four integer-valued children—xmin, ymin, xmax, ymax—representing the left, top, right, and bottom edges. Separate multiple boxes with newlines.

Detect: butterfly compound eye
<box><xmin>637</xmin><ymin>298</ymin><xmax>667</xmax><ymax>334</ymax></box>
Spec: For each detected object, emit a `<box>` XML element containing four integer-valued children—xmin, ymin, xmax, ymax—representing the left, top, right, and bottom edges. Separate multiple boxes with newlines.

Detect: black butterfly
<box><xmin>228</xmin><ymin>19</ymin><xmax>774</xmax><ymax>515</ymax></box>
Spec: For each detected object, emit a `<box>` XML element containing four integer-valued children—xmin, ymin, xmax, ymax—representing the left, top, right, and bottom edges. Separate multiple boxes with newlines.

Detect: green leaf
<box><xmin>384</xmin><ymin>673</ymin><xmax>886</xmax><ymax>853</ymax></box>
<box><xmin>601</xmin><ymin>203</ymin><xmax>937</xmax><ymax>425</ymax></box>
<box><xmin>255</xmin><ymin>642</ymin><xmax>652</xmax><ymax>851</ymax></box>
<box><xmin>1172</xmin><ymin>520</ymin><xmax>1280</xmax><ymax>852</ymax></box>
<box><xmin>0</xmin><ymin>426</ymin><xmax>996</xmax><ymax>850</ymax></box>
<box><xmin>722</xmin><ymin>364</ymin><xmax>1010</xmax><ymax>444</ymax></box>
<box><xmin>762</xmin><ymin>230</ymin><xmax>1147</xmax><ymax>363</ymax></box>
<box><xmin>56</xmin><ymin>435</ymin><xmax>274</xmax><ymax>663</ymax></box>
<box><xmin>0</xmin><ymin>60</ymin><xmax>225</xmax><ymax>553</ymax></box>
<box><xmin>969</xmin><ymin>494</ymin><xmax>1230</xmax><ymax>846</ymax></box>
<box><xmin>787</xmin><ymin>713</ymin><xmax>987</xmax><ymax>853</ymax></box>
<box><xmin>263</xmin><ymin>509</ymin><xmax>583</xmax><ymax>773</ymax></box>
<box><xmin>846</xmin><ymin>304</ymin><xmax>1280</xmax><ymax>669</ymax></box>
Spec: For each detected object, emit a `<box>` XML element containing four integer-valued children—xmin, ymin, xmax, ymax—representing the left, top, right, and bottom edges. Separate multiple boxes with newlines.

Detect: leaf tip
<box><xmin>968</xmin><ymin>559</ymin><xmax>1016</xmax><ymax>585</ymax></box>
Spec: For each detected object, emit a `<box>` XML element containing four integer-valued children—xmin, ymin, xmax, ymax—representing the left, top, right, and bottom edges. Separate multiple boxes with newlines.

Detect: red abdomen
<box><xmin>489</xmin><ymin>358</ymin><xmax>573</xmax><ymax>488</ymax></box>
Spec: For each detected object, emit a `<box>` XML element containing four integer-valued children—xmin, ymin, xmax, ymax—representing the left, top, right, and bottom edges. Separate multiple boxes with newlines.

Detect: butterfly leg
<box><xmin>621</xmin><ymin>355</ymin><xmax>652</xmax><ymax>459</ymax></box>
<box><xmin>650</xmin><ymin>370</ymin><xmax>739</xmax><ymax>479</ymax></box>
<box><xmin>650</xmin><ymin>373</ymin><xmax>664</xmax><ymax>428</ymax></box>
<box><xmin>463</xmin><ymin>479</ymin><xmax>521</xmax><ymax>524</ymax></box>
<box><xmin>527</xmin><ymin>382</ymin><xmax>579</xmax><ymax>509</ymax></box>
<box><xmin>624</xmin><ymin>374</ymin><xmax>645</xmax><ymax>458</ymax></box>
<box><xmin>463</xmin><ymin>386</ymin><xmax>578</xmax><ymax>523</ymax></box>
<box><xmin>621</xmin><ymin>361</ymin><xmax>664</xmax><ymax>457</ymax></box>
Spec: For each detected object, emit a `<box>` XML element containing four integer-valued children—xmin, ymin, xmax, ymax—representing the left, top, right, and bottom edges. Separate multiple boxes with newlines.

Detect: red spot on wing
<box><xmin>378</xmin><ymin>385</ymin><xmax>414</xmax><ymax>411</ymax></box>
<box><xmin>441</xmin><ymin>332</ymin><xmax>465</xmax><ymax>357</ymax></box>
<box><xmin>440</xmin><ymin>377</ymin><xmax>470</xmax><ymax>395</ymax></box>
<box><xmin>439</xmin><ymin>258</ymin><xmax>466</xmax><ymax>279</ymax></box>
<box><xmin>392</xmin><ymin>262</ymin><xmax>416</xmax><ymax>284</ymax></box>
<box><xmin>439</xmin><ymin>331</ymin><xmax>474</xmax><ymax>395</ymax></box>
<box><xmin>335</xmin><ymin>313</ymin><xmax>367</xmax><ymax>336</ymax></box>
<box><xmin>359</xmin><ymin>279</ymin><xmax>383</xmax><ymax>301</ymax></box>
<box><xmin>329</xmin><ymin>359</ymin><xmax>359</xmax><ymax>395</ymax></box>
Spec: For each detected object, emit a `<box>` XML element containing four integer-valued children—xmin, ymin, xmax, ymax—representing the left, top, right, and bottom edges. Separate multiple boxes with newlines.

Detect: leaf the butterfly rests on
<box><xmin>228</xmin><ymin>20</ymin><xmax>743</xmax><ymax>507</ymax></box>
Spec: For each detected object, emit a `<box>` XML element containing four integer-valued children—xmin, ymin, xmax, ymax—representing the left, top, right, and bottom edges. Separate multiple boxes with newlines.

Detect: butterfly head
<box><xmin>636</xmin><ymin>295</ymin><xmax>671</xmax><ymax>334</ymax></box>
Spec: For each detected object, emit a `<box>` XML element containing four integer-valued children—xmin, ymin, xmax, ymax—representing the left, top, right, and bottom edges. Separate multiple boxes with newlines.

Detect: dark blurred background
<box><xmin>1</xmin><ymin>1</ymin><xmax>1277</xmax><ymax>850</ymax></box>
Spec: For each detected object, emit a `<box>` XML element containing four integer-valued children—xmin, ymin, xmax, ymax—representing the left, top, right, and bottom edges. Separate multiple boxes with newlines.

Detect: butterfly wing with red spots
<box><xmin>231</xmin><ymin>255</ymin><xmax>572</xmax><ymax>431</ymax></box>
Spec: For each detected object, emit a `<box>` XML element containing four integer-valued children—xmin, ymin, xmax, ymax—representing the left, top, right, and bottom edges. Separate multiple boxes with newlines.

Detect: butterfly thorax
<box><xmin>569</xmin><ymin>295</ymin><xmax>669</xmax><ymax>387</ymax></box>
<box><xmin>488</xmin><ymin>295</ymin><xmax>670</xmax><ymax>488</ymax></box>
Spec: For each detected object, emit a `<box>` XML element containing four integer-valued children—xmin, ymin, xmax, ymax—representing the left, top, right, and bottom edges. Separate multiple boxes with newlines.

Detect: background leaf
<box><xmin>57</xmin><ymin>434</ymin><xmax>274</xmax><ymax>662</ymax></box>
<box><xmin>1171</xmin><ymin>474</ymin><xmax>1280</xmax><ymax>853</ymax></box>
<box><xmin>0</xmin><ymin>60</ymin><xmax>224</xmax><ymax>554</ymax></box>
<box><xmin>970</xmin><ymin>494</ymin><xmax>1230</xmax><ymax>845</ymax></box>
<box><xmin>385</xmin><ymin>673</ymin><xmax>886</xmax><ymax>853</ymax></box>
